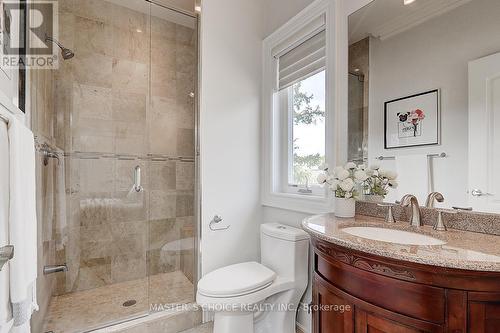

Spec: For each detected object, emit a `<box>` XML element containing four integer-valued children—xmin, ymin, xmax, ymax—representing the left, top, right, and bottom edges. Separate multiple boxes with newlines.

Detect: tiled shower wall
<box><xmin>50</xmin><ymin>0</ymin><xmax>196</xmax><ymax>295</ymax></box>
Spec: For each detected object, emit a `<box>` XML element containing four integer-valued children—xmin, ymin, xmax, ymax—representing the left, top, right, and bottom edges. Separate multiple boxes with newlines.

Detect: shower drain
<box><xmin>122</xmin><ymin>299</ymin><xmax>137</xmax><ymax>307</ymax></box>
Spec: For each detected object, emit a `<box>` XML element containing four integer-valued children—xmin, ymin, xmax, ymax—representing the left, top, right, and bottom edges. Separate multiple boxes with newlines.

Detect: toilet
<box><xmin>196</xmin><ymin>223</ymin><xmax>310</xmax><ymax>333</ymax></box>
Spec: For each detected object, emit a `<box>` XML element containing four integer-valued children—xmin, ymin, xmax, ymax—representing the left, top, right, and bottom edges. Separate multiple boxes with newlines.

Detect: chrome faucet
<box><xmin>400</xmin><ymin>194</ymin><xmax>423</xmax><ymax>227</ymax></box>
<box><xmin>425</xmin><ymin>192</ymin><xmax>444</xmax><ymax>208</ymax></box>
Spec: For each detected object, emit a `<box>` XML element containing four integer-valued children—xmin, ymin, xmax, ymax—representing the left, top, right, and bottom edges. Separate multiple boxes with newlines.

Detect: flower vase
<box><xmin>335</xmin><ymin>197</ymin><xmax>356</xmax><ymax>218</ymax></box>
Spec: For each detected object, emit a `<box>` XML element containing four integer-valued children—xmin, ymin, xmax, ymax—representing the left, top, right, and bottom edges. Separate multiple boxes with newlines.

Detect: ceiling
<box><xmin>348</xmin><ymin>0</ymin><xmax>473</xmax><ymax>44</ymax></box>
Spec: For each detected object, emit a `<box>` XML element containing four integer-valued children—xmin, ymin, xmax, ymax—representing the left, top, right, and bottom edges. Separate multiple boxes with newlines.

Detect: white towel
<box><xmin>6</xmin><ymin>114</ymin><xmax>38</xmax><ymax>332</ymax></box>
<box><xmin>396</xmin><ymin>154</ymin><xmax>429</xmax><ymax>204</ymax></box>
<box><xmin>0</xmin><ymin>119</ymin><xmax>13</xmax><ymax>333</ymax></box>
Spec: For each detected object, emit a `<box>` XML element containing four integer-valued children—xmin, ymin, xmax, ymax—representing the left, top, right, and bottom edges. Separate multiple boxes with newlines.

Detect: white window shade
<box><xmin>277</xmin><ymin>29</ymin><xmax>326</xmax><ymax>91</ymax></box>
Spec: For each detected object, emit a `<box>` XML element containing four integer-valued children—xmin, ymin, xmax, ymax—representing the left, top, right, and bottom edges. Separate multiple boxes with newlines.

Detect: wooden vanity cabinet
<box><xmin>468</xmin><ymin>293</ymin><xmax>500</xmax><ymax>332</ymax></box>
<box><xmin>311</xmin><ymin>238</ymin><xmax>500</xmax><ymax>333</ymax></box>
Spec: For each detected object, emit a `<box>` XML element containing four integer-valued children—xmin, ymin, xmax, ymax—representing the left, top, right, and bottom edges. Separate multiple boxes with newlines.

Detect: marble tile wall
<box><xmin>50</xmin><ymin>0</ymin><xmax>197</xmax><ymax>300</ymax></box>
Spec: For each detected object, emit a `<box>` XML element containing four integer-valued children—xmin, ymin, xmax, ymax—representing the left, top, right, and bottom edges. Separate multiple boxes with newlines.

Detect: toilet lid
<box><xmin>198</xmin><ymin>262</ymin><xmax>276</xmax><ymax>297</ymax></box>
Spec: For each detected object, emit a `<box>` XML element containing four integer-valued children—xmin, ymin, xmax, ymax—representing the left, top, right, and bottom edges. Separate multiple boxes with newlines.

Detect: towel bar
<box><xmin>376</xmin><ymin>152</ymin><xmax>447</xmax><ymax>161</ymax></box>
<box><xmin>375</xmin><ymin>156</ymin><xmax>396</xmax><ymax>161</ymax></box>
<box><xmin>0</xmin><ymin>245</ymin><xmax>14</xmax><ymax>271</ymax></box>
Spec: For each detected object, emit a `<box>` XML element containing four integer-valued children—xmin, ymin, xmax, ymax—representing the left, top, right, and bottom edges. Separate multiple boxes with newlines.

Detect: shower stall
<box><xmin>30</xmin><ymin>1</ymin><xmax>198</xmax><ymax>332</ymax></box>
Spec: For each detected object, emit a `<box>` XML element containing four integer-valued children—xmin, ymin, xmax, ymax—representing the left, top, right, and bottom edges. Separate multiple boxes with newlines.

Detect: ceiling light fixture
<box><xmin>404</xmin><ymin>0</ymin><xmax>416</xmax><ymax>5</ymax></box>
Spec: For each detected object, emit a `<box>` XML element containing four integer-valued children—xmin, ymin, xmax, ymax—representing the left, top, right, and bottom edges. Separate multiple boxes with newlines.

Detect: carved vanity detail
<box><xmin>303</xmin><ymin>214</ymin><xmax>500</xmax><ymax>333</ymax></box>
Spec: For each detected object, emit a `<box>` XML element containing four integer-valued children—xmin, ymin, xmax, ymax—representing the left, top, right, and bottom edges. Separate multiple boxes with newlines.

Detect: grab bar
<box><xmin>0</xmin><ymin>245</ymin><xmax>14</xmax><ymax>271</ymax></box>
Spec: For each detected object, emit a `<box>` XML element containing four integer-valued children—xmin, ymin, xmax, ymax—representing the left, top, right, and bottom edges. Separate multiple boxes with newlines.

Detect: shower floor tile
<box><xmin>43</xmin><ymin>271</ymin><xmax>194</xmax><ymax>333</ymax></box>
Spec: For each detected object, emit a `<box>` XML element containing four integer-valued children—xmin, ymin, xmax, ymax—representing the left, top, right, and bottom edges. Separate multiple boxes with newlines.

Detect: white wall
<box><xmin>199</xmin><ymin>0</ymin><xmax>264</xmax><ymax>275</ymax></box>
<box><xmin>368</xmin><ymin>0</ymin><xmax>500</xmax><ymax>207</ymax></box>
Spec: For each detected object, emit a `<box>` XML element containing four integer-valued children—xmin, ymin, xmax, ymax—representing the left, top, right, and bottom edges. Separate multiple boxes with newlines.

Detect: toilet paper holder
<box><xmin>209</xmin><ymin>215</ymin><xmax>230</xmax><ymax>231</ymax></box>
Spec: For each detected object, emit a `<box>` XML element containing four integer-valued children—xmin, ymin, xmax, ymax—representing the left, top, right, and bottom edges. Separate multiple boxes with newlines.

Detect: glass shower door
<box><xmin>44</xmin><ymin>1</ymin><xmax>152</xmax><ymax>331</ymax></box>
<box><xmin>147</xmin><ymin>3</ymin><xmax>197</xmax><ymax>310</ymax></box>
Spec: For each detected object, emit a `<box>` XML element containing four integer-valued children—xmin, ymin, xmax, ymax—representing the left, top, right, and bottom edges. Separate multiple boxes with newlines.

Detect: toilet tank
<box><xmin>260</xmin><ymin>223</ymin><xmax>310</xmax><ymax>283</ymax></box>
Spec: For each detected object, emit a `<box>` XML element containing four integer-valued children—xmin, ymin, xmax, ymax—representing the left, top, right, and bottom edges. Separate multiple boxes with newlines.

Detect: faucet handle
<box><xmin>378</xmin><ymin>203</ymin><xmax>396</xmax><ymax>223</ymax></box>
<box><xmin>434</xmin><ymin>209</ymin><xmax>457</xmax><ymax>231</ymax></box>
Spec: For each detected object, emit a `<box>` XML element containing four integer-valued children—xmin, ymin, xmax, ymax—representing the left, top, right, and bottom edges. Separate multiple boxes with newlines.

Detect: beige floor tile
<box><xmin>43</xmin><ymin>271</ymin><xmax>194</xmax><ymax>333</ymax></box>
<box><xmin>179</xmin><ymin>322</ymin><xmax>213</xmax><ymax>333</ymax></box>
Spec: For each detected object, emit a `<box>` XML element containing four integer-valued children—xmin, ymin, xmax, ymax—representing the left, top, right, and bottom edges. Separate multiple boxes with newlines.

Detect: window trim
<box><xmin>262</xmin><ymin>0</ymin><xmax>336</xmax><ymax>214</ymax></box>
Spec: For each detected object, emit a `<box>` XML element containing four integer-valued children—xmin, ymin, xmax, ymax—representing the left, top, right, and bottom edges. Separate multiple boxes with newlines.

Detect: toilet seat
<box><xmin>198</xmin><ymin>262</ymin><xmax>276</xmax><ymax>298</ymax></box>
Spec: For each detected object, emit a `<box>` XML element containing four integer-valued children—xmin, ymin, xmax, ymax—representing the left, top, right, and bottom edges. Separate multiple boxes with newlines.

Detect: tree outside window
<box><xmin>291</xmin><ymin>71</ymin><xmax>326</xmax><ymax>187</ymax></box>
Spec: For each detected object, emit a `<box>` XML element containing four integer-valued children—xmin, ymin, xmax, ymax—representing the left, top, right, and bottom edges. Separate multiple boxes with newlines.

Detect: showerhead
<box><xmin>45</xmin><ymin>35</ymin><xmax>75</xmax><ymax>60</ymax></box>
<box><xmin>61</xmin><ymin>47</ymin><xmax>75</xmax><ymax>60</ymax></box>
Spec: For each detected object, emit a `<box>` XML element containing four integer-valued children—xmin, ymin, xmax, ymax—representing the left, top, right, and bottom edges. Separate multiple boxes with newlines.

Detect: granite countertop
<box><xmin>302</xmin><ymin>214</ymin><xmax>500</xmax><ymax>272</ymax></box>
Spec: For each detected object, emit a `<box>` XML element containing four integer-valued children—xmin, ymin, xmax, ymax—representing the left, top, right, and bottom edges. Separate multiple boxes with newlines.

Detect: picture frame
<box><xmin>384</xmin><ymin>89</ymin><xmax>440</xmax><ymax>149</ymax></box>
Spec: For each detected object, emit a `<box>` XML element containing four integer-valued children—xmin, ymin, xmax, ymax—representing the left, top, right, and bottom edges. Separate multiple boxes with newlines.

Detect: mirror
<box><xmin>348</xmin><ymin>0</ymin><xmax>500</xmax><ymax>214</ymax></box>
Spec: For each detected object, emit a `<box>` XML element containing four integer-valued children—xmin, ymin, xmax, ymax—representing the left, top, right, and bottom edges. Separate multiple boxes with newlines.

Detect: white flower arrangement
<box><xmin>317</xmin><ymin>163</ymin><xmax>366</xmax><ymax>199</ymax></box>
<box><xmin>317</xmin><ymin>163</ymin><xmax>399</xmax><ymax>199</ymax></box>
<box><xmin>360</xmin><ymin>164</ymin><xmax>398</xmax><ymax>197</ymax></box>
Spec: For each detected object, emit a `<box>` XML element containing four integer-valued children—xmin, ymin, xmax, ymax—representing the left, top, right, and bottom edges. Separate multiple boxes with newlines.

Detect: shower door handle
<box><xmin>133</xmin><ymin>166</ymin><xmax>144</xmax><ymax>192</ymax></box>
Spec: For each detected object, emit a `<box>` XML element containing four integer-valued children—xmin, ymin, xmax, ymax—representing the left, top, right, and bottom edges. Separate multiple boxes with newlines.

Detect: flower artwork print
<box><xmin>385</xmin><ymin>89</ymin><xmax>439</xmax><ymax>149</ymax></box>
<box><xmin>397</xmin><ymin>109</ymin><xmax>425</xmax><ymax>138</ymax></box>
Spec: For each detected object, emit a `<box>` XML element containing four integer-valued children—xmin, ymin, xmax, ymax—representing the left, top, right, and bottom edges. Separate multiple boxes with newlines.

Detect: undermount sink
<box><xmin>341</xmin><ymin>227</ymin><xmax>446</xmax><ymax>246</ymax></box>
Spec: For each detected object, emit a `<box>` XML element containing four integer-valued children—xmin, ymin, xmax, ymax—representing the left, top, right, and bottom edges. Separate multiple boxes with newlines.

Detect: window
<box><xmin>262</xmin><ymin>0</ymin><xmax>334</xmax><ymax>213</ymax></box>
<box><xmin>281</xmin><ymin>70</ymin><xmax>326</xmax><ymax>195</ymax></box>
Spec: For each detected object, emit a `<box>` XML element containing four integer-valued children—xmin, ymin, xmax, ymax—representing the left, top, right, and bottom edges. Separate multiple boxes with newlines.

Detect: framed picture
<box><xmin>384</xmin><ymin>89</ymin><xmax>440</xmax><ymax>149</ymax></box>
